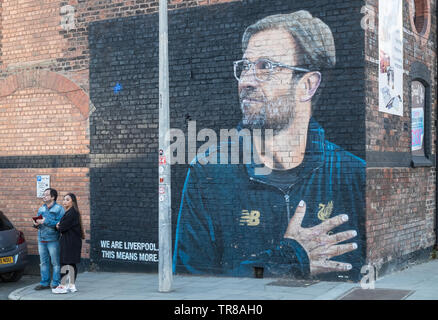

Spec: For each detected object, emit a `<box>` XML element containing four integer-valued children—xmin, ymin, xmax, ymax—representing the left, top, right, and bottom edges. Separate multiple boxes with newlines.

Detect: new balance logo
<box><xmin>240</xmin><ymin>210</ymin><xmax>260</xmax><ymax>226</ymax></box>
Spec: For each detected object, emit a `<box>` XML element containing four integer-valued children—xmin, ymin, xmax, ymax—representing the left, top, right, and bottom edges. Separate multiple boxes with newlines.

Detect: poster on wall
<box><xmin>411</xmin><ymin>80</ymin><xmax>426</xmax><ymax>155</ymax></box>
<box><xmin>36</xmin><ymin>175</ymin><xmax>50</xmax><ymax>198</ymax></box>
<box><xmin>411</xmin><ymin>108</ymin><xmax>424</xmax><ymax>151</ymax></box>
<box><xmin>378</xmin><ymin>0</ymin><xmax>403</xmax><ymax>116</ymax></box>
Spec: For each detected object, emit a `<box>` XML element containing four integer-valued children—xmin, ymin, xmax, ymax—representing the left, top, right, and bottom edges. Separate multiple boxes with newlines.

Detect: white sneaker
<box><xmin>52</xmin><ymin>285</ymin><xmax>68</xmax><ymax>294</ymax></box>
<box><xmin>68</xmin><ymin>284</ymin><xmax>77</xmax><ymax>293</ymax></box>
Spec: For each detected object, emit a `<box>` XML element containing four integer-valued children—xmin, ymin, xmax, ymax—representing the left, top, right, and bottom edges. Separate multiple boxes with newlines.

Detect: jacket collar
<box><xmin>244</xmin><ymin>117</ymin><xmax>326</xmax><ymax>190</ymax></box>
<box><xmin>43</xmin><ymin>201</ymin><xmax>57</xmax><ymax>210</ymax></box>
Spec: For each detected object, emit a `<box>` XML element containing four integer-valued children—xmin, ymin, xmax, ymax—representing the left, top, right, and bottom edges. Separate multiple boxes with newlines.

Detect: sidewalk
<box><xmin>9</xmin><ymin>259</ymin><xmax>438</xmax><ymax>300</ymax></box>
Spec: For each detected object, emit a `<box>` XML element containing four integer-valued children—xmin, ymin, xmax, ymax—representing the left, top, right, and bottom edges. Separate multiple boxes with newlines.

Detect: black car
<box><xmin>0</xmin><ymin>211</ymin><xmax>28</xmax><ymax>282</ymax></box>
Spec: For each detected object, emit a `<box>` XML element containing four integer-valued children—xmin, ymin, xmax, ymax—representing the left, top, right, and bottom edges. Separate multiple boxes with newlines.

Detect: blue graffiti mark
<box><xmin>113</xmin><ymin>82</ymin><xmax>122</xmax><ymax>94</ymax></box>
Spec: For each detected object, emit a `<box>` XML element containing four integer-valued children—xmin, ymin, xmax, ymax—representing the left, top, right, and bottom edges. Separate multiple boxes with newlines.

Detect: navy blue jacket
<box><xmin>173</xmin><ymin>119</ymin><xmax>366</xmax><ymax>281</ymax></box>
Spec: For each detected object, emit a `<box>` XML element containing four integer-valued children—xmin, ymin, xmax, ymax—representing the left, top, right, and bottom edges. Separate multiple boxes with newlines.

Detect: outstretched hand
<box><xmin>284</xmin><ymin>200</ymin><xmax>357</xmax><ymax>275</ymax></box>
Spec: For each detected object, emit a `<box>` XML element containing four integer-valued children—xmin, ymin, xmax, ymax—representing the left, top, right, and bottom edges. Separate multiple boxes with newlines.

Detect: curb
<box><xmin>8</xmin><ymin>284</ymin><xmax>38</xmax><ymax>300</ymax></box>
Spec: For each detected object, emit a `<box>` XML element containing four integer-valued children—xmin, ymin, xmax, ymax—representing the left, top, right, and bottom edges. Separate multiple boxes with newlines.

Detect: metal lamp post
<box><xmin>158</xmin><ymin>0</ymin><xmax>172</xmax><ymax>293</ymax></box>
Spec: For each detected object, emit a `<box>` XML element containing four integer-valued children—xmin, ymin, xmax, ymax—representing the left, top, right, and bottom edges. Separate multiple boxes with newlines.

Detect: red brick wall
<box><xmin>365</xmin><ymin>0</ymin><xmax>437</xmax><ymax>271</ymax></box>
<box><xmin>0</xmin><ymin>0</ymin><xmax>68</xmax><ymax>65</ymax></box>
<box><xmin>0</xmin><ymin>168</ymin><xmax>90</xmax><ymax>258</ymax></box>
<box><xmin>366</xmin><ymin>168</ymin><xmax>435</xmax><ymax>265</ymax></box>
<box><xmin>0</xmin><ymin>0</ymin><xmax>91</xmax><ymax>260</ymax></box>
<box><xmin>0</xmin><ymin>87</ymin><xmax>88</xmax><ymax>156</ymax></box>
<box><xmin>365</xmin><ymin>0</ymin><xmax>436</xmax><ymax>154</ymax></box>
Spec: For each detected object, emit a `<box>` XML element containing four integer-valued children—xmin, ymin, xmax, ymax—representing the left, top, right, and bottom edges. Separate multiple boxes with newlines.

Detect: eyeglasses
<box><xmin>233</xmin><ymin>58</ymin><xmax>310</xmax><ymax>82</ymax></box>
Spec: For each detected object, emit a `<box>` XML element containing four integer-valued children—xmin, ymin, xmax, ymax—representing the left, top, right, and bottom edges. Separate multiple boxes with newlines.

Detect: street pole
<box><xmin>158</xmin><ymin>0</ymin><xmax>172</xmax><ymax>292</ymax></box>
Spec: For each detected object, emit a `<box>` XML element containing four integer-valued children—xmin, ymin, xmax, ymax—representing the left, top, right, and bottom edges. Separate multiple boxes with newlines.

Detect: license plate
<box><xmin>0</xmin><ymin>256</ymin><xmax>13</xmax><ymax>264</ymax></box>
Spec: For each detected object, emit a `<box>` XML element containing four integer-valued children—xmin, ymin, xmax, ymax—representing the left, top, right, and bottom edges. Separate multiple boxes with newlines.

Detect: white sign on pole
<box><xmin>36</xmin><ymin>175</ymin><xmax>50</xmax><ymax>198</ymax></box>
<box><xmin>378</xmin><ymin>0</ymin><xmax>403</xmax><ymax>116</ymax></box>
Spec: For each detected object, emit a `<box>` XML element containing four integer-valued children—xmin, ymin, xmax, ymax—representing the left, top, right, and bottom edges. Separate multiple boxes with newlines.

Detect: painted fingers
<box><xmin>310</xmin><ymin>260</ymin><xmax>353</xmax><ymax>274</ymax></box>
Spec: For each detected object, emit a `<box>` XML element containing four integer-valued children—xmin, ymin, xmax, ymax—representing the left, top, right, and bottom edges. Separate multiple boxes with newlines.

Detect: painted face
<box><xmin>238</xmin><ymin>28</ymin><xmax>301</xmax><ymax>131</ymax></box>
<box><xmin>63</xmin><ymin>195</ymin><xmax>73</xmax><ymax>210</ymax></box>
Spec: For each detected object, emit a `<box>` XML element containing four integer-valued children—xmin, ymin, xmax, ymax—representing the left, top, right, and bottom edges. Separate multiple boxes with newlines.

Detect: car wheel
<box><xmin>0</xmin><ymin>270</ymin><xmax>24</xmax><ymax>282</ymax></box>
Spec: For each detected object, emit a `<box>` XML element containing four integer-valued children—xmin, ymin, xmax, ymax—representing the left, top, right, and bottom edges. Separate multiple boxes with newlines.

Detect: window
<box><xmin>409</xmin><ymin>0</ymin><xmax>431</xmax><ymax>44</ymax></box>
<box><xmin>413</xmin><ymin>0</ymin><xmax>426</xmax><ymax>33</ymax></box>
<box><xmin>410</xmin><ymin>62</ymin><xmax>431</xmax><ymax>167</ymax></box>
<box><xmin>0</xmin><ymin>212</ymin><xmax>14</xmax><ymax>231</ymax></box>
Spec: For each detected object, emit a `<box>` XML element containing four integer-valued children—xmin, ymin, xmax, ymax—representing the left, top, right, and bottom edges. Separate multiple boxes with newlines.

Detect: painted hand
<box><xmin>284</xmin><ymin>200</ymin><xmax>358</xmax><ymax>275</ymax></box>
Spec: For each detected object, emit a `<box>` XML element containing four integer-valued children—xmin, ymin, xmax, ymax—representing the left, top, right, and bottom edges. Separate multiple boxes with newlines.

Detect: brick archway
<box><xmin>0</xmin><ymin>70</ymin><xmax>89</xmax><ymax>119</ymax></box>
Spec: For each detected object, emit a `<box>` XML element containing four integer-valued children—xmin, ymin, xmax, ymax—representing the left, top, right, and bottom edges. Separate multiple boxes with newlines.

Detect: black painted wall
<box><xmin>88</xmin><ymin>0</ymin><xmax>365</xmax><ymax>272</ymax></box>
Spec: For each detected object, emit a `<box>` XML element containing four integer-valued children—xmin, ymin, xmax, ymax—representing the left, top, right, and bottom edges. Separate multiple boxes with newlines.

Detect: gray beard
<box><xmin>240</xmin><ymin>95</ymin><xmax>296</xmax><ymax>135</ymax></box>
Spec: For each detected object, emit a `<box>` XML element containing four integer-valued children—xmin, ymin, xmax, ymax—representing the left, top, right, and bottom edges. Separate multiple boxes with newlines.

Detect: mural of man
<box><xmin>173</xmin><ymin>10</ymin><xmax>366</xmax><ymax>281</ymax></box>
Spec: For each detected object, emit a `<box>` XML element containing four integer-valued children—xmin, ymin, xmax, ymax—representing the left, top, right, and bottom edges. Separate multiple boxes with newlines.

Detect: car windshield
<box><xmin>0</xmin><ymin>212</ymin><xmax>14</xmax><ymax>231</ymax></box>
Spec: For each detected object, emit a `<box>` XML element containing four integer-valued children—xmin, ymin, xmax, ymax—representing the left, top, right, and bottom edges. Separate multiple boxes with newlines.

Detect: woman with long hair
<box><xmin>52</xmin><ymin>193</ymin><xmax>85</xmax><ymax>294</ymax></box>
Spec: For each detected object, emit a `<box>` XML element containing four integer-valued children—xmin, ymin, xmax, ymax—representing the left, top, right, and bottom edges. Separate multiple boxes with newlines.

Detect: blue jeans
<box><xmin>38</xmin><ymin>241</ymin><xmax>61</xmax><ymax>287</ymax></box>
